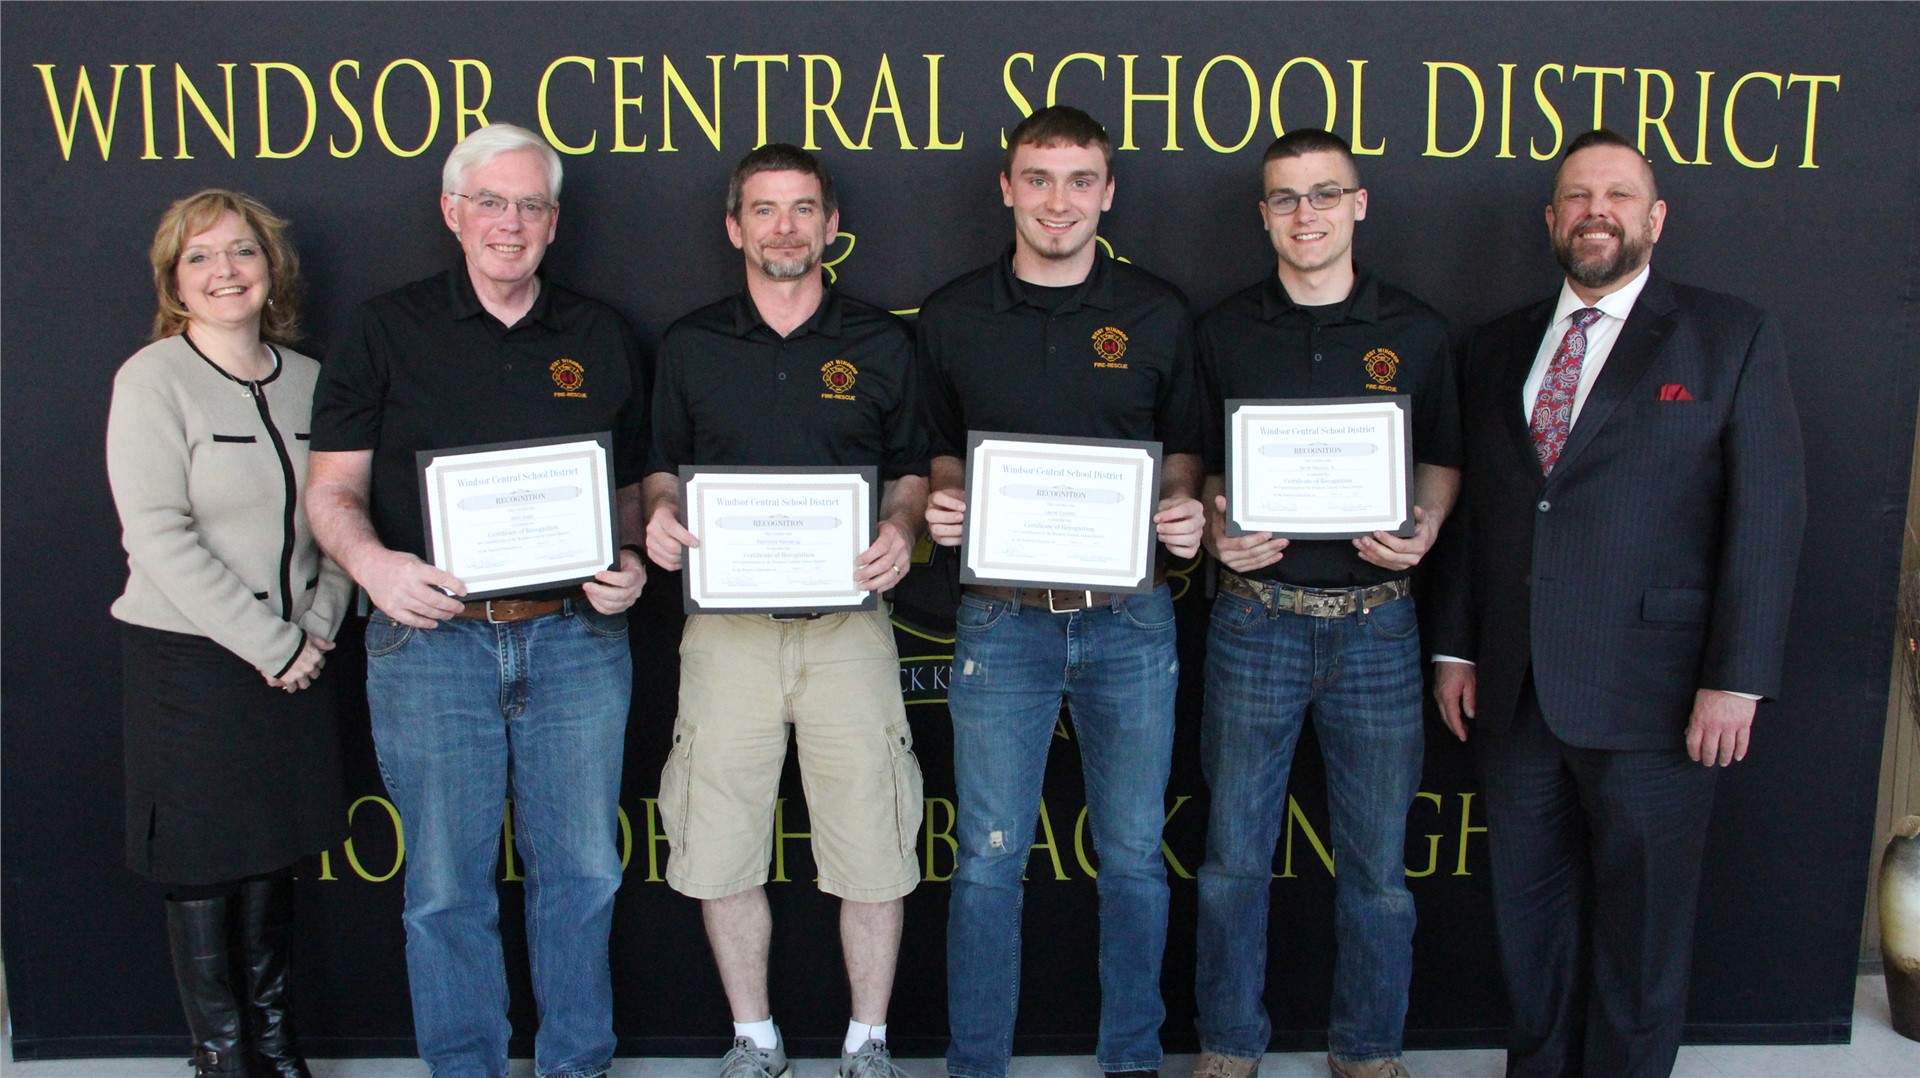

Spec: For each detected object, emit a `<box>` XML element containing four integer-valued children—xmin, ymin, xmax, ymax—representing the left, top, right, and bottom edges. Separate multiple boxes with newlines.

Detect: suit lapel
<box><xmin>1555</xmin><ymin>272</ymin><xmax>1679</xmax><ymax>475</ymax></box>
<box><xmin>1502</xmin><ymin>300</ymin><xmax>1556</xmax><ymax>478</ymax></box>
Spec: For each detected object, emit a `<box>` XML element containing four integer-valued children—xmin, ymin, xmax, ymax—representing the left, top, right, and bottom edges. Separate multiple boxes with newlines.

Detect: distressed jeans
<box><xmin>945</xmin><ymin>585</ymin><xmax>1179</xmax><ymax>1078</ymax></box>
<box><xmin>366</xmin><ymin>605</ymin><xmax>630</xmax><ymax>1078</ymax></box>
<box><xmin>1194</xmin><ymin>590</ymin><xmax>1424</xmax><ymax>1066</ymax></box>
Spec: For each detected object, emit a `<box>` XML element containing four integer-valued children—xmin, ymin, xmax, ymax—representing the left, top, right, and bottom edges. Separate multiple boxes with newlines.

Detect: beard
<box><xmin>1553</xmin><ymin>217</ymin><xmax>1653</xmax><ymax>290</ymax></box>
<box><xmin>755</xmin><ymin>243</ymin><xmax>818</xmax><ymax>280</ymax></box>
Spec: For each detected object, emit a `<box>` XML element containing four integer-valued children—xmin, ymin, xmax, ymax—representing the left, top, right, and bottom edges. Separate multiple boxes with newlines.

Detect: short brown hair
<box><xmin>1554</xmin><ymin>128</ymin><xmax>1659</xmax><ymax>201</ymax></box>
<box><xmin>1003</xmin><ymin>105</ymin><xmax>1113</xmax><ymax>178</ymax></box>
<box><xmin>1260</xmin><ymin>129</ymin><xmax>1361</xmax><ymax>190</ymax></box>
<box><xmin>149</xmin><ymin>189</ymin><xmax>303</xmax><ymax>345</ymax></box>
<box><xmin>727</xmin><ymin>143</ymin><xmax>838</xmax><ymax>219</ymax></box>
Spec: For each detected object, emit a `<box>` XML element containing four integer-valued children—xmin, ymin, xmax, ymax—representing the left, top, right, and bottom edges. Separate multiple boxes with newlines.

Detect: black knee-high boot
<box><xmin>237</xmin><ymin>874</ymin><xmax>311</xmax><ymax>1078</ymax></box>
<box><xmin>164</xmin><ymin>895</ymin><xmax>249</xmax><ymax>1076</ymax></box>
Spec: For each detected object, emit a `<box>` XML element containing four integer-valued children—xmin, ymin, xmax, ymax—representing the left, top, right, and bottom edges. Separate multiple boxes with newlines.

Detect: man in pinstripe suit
<box><xmin>1432</xmin><ymin>129</ymin><xmax>1806</xmax><ymax>1077</ymax></box>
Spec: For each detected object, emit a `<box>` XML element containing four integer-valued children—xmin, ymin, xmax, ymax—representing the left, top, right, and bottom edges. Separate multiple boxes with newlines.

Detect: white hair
<box><xmin>441</xmin><ymin>123</ymin><xmax>563</xmax><ymax>200</ymax></box>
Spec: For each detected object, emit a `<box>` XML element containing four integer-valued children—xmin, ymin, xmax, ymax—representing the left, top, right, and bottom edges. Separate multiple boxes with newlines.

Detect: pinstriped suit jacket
<box><xmin>1434</xmin><ymin>271</ymin><xmax>1806</xmax><ymax>750</ymax></box>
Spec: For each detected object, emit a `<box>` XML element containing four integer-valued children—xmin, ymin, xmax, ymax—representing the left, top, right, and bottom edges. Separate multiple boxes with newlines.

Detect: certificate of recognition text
<box><xmin>418</xmin><ymin>434</ymin><xmax>616</xmax><ymax>600</ymax></box>
<box><xmin>680</xmin><ymin>466</ymin><xmax>877</xmax><ymax>615</ymax></box>
<box><xmin>960</xmin><ymin>432</ymin><xmax>1162</xmax><ymax>593</ymax></box>
<box><xmin>1226</xmin><ymin>398</ymin><xmax>1413</xmax><ymax>538</ymax></box>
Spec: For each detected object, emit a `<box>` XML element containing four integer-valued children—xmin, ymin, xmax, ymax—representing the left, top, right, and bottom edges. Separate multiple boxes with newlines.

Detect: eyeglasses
<box><xmin>451</xmin><ymin>192</ymin><xmax>557</xmax><ymax>222</ymax></box>
<box><xmin>1264</xmin><ymin>186</ymin><xmax>1359</xmax><ymax>215</ymax></box>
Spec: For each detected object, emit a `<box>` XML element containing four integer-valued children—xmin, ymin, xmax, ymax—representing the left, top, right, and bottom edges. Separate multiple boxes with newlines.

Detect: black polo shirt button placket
<box><xmin>648</xmin><ymin>286</ymin><xmax>926</xmax><ymax>481</ymax></box>
<box><xmin>309</xmin><ymin>265</ymin><xmax>650</xmax><ymax>571</ymax></box>
<box><xmin>917</xmin><ymin>249</ymin><xmax>1206</xmax><ymax>460</ymax></box>
<box><xmin>1196</xmin><ymin>269</ymin><xmax>1464</xmax><ymax>590</ymax></box>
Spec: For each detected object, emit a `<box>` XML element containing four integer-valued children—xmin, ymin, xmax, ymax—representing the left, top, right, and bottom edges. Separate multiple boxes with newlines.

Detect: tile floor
<box><xmin>7</xmin><ymin>976</ymin><xmax>1918</xmax><ymax>1077</ymax></box>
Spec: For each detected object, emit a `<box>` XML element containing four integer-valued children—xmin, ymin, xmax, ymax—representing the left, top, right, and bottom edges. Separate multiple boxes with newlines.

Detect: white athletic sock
<box><xmin>844</xmin><ymin>1021</ymin><xmax>886</xmax><ymax>1054</ymax></box>
<box><xmin>734</xmin><ymin>1017</ymin><xmax>778</xmax><ymax>1050</ymax></box>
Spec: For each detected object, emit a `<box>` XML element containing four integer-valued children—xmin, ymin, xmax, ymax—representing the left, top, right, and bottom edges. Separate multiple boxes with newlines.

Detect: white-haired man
<box><xmin>308</xmin><ymin>122</ymin><xmax>649</xmax><ymax>1078</ymax></box>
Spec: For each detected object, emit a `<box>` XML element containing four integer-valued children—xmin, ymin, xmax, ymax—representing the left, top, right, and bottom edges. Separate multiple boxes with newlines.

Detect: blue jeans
<box><xmin>945</xmin><ymin>586</ymin><xmax>1179</xmax><ymax>1078</ymax></box>
<box><xmin>1194</xmin><ymin>589</ymin><xmax>1424</xmax><ymax>1065</ymax></box>
<box><xmin>366</xmin><ymin>605</ymin><xmax>631</xmax><ymax>1078</ymax></box>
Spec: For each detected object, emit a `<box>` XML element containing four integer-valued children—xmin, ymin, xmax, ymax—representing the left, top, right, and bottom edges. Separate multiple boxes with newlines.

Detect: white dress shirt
<box><xmin>1519</xmin><ymin>264</ymin><xmax>1651</xmax><ymax>426</ymax></box>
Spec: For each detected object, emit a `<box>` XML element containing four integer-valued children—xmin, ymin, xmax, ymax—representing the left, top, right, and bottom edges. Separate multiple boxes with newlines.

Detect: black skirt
<box><xmin>122</xmin><ymin>622</ymin><xmax>346</xmax><ymax>884</ymax></box>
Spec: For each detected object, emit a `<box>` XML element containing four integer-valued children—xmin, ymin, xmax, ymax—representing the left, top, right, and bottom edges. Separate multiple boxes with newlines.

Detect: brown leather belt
<box><xmin>964</xmin><ymin>566</ymin><xmax>1169</xmax><ymax>614</ymax></box>
<box><xmin>451</xmin><ymin>588</ymin><xmax>586</xmax><ymax>623</ymax></box>
<box><xmin>1218</xmin><ymin>570</ymin><xmax>1409</xmax><ymax>618</ymax></box>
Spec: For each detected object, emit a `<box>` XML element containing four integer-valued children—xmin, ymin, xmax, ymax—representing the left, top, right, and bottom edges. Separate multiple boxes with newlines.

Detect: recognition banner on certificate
<box><xmin>417</xmin><ymin>433</ymin><xmax>617</xmax><ymax>600</ymax></box>
<box><xmin>1226</xmin><ymin>397</ymin><xmax>1414</xmax><ymax>538</ymax></box>
<box><xmin>960</xmin><ymin>432</ymin><xmax>1162</xmax><ymax>593</ymax></box>
<box><xmin>679</xmin><ymin>466</ymin><xmax>879</xmax><ymax>616</ymax></box>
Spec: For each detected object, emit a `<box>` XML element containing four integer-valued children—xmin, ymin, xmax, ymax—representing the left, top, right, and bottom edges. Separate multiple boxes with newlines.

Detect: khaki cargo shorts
<box><xmin>658</xmin><ymin>608</ymin><xmax>923</xmax><ymax>900</ymax></box>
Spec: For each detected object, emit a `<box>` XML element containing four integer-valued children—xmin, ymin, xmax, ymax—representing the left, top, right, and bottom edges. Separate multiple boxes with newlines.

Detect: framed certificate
<box><xmin>960</xmin><ymin>432</ymin><xmax>1162</xmax><ymax>593</ymax></box>
<box><xmin>679</xmin><ymin>466</ymin><xmax>879</xmax><ymax>616</ymax></box>
<box><xmin>417</xmin><ymin>433</ymin><xmax>617</xmax><ymax>600</ymax></box>
<box><xmin>1225</xmin><ymin>398</ymin><xmax>1414</xmax><ymax>538</ymax></box>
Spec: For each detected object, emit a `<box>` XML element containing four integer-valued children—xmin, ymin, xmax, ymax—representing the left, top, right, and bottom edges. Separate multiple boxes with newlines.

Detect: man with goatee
<box><xmin>645</xmin><ymin>143</ymin><xmax>927</xmax><ymax>1078</ymax></box>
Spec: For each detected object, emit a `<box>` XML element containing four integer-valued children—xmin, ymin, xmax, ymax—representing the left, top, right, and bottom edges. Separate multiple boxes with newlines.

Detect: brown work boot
<box><xmin>1189</xmin><ymin>1051</ymin><xmax>1259</xmax><ymax>1078</ymax></box>
<box><xmin>1326</xmin><ymin>1054</ymin><xmax>1410</xmax><ymax>1078</ymax></box>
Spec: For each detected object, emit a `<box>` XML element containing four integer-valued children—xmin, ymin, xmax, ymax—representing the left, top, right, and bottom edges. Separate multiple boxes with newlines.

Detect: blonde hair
<box><xmin>149</xmin><ymin>189</ymin><xmax>303</xmax><ymax>344</ymax></box>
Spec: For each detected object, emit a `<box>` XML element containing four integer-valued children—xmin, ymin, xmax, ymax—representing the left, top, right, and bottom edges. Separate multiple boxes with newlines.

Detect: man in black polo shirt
<box><xmin>918</xmin><ymin>105</ymin><xmax>1205</xmax><ymax>1078</ymax></box>
<box><xmin>307</xmin><ymin>123</ymin><xmax>647</xmax><ymax>1078</ymax></box>
<box><xmin>1187</xmin><ymin>130</ymin><xmax>1461</xmax><ymax>1078</ymax></box>
<box><xmin>643</xmin><ymin>144</ymin><xmax>927</xmax><ymax>1078</ymax></box>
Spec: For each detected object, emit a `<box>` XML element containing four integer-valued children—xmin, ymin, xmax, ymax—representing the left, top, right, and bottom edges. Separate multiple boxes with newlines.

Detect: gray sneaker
<box><xmin>719</xmin><ymin>1028</ymin><xmax>791</xmax><ymax>1078</ymax></box>
<box><xmin>840</xmin><ymin>1038</ymin><xmax>908</xmax><ymax>1078</ymax></box>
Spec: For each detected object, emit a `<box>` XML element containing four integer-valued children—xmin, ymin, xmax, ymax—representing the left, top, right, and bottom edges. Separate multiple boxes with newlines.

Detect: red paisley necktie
<box><xmin>1528</xmin><ymin>307</ymin><xmax>1604</xmax><ymax>474</ymax></box>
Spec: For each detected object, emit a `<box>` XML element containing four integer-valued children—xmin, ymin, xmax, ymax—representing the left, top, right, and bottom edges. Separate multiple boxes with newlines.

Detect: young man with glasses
<box><xmin>1189</xmin><ymin>129</ymin><xmax>1461</xmax><ymax>1078</ymax></box>
<box><xmin>308</xmin><ymin>122</ymin><xmax>649</xmax><ymax>1078</ymax></box>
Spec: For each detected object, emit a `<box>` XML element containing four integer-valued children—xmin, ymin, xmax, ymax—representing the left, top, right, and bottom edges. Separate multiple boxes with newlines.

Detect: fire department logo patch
<box><xmin>1363</xmin><ymin>348</ymin><xmax>1400</xmax><ymax>390</ymax></box>
<box><xmin>1091</xmin><ymin>326</ymin><xmax>1130</xmax><ymax>368</ymax></box>
<box><xmin>821</xmin><ymin>359</ymin><xmax>858</xmax><ymax>400</ymax></box>
<box><xmin>549</xmin><ymin>358</ymin><xmax>586</xmax><ymax>398</ymax></box>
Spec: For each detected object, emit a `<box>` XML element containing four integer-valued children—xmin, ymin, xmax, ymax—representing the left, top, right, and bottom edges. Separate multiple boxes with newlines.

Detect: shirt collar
<box><xmin>445</xmin><ymin>261</ymin><xmax>561</xmax><ymax>330</ymax></box>
<box><xmin>1550</xmin><ymin>263</ymin><xmax>1651</xmax><ymax>328</ymax></box>
<box><xmin>1260</xmin><ymin>266</ymin><xmax>1382</xmax><ymax>324</ymax></box>
<box><xmin>991</xmin><ymin>244</ymin><xmax>1117</xmax><ymax>314</ymax></box>
<box><xmin>731</xmin><ymin>282</ymin><xmax>845</xmax><ymax>339</ymax></box>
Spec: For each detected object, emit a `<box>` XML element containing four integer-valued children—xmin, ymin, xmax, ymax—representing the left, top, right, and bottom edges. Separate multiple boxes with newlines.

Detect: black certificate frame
<box><xmin>677</xmin><ymin>464</ymin><xmax>881</xmax><ymax>617</ymax></box>
<box><xmin>1224</xmin><ymin>396</ymin><xmax>1415</xmax><ymax>539</ymax></box>
<box><xmin>959</xmin><ymin>430</ymin><xmax>1164</xmax><ymax>595</ymax></box>
<box><xmin>416</xmin><ymin>431</ymin><xmax>618</xmax><ymax>601</ymax></box>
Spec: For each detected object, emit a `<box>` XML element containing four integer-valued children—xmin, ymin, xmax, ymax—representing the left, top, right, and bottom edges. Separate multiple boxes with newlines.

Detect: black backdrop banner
<box><xmin>4</xmin><ymin>0</ymin><xmax>1917</xmax><ymax>1061</ymax></box>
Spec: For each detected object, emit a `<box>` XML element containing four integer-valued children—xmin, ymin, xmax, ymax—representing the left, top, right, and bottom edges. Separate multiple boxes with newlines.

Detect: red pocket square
<box><xmin>1658</xmin><ymin>383</ymin><xmax>1694</xmax><ymax>401</ymax></box>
